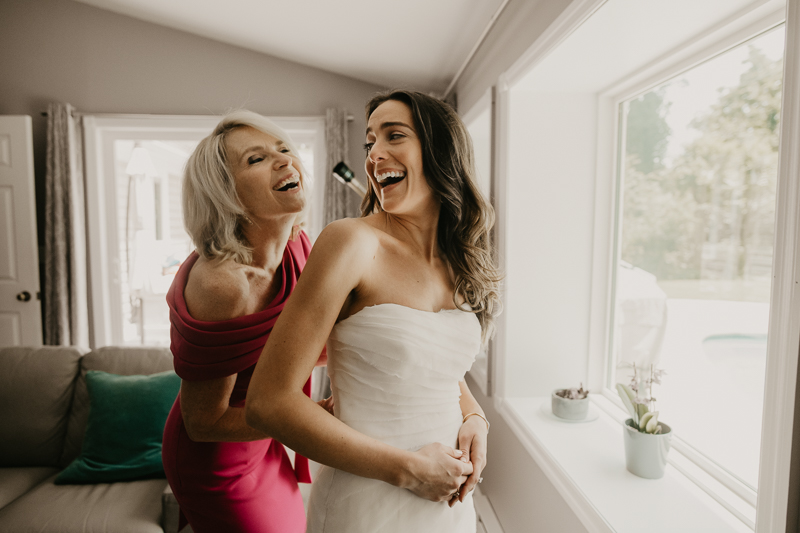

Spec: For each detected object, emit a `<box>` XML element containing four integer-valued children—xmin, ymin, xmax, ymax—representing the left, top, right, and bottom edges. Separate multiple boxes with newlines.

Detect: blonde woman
<box><xmin>161</xmin><ymin>111</ymin><xmax>329</xmax><ymax>533</ymax></box>
<box><xmin>247</xmin><ymin>90</ymin><xmax>501</xmax><ymax>532</ymax></box>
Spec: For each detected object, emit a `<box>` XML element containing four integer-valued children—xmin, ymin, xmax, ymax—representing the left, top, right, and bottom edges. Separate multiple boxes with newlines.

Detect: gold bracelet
<box><xmin>462</xmin><ymin>412</ymin><xmax>490</xmax><ymax>431</ymax></box>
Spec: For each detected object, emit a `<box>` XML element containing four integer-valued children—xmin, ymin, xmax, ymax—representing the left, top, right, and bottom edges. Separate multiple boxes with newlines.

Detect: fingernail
<box><xmin>454</xmin><ymin>450</ymin><xmax>463</xmax><ymax>457</ymax></box>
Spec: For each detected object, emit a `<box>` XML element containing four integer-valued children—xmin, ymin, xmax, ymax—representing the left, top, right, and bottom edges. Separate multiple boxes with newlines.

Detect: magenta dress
<box><xmin>162</xmin><ymin>232</ymin><xmax>313</xmax><ymax>533</ymax></box>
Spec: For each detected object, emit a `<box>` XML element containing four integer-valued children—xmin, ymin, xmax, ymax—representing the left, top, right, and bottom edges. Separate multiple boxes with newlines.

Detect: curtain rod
<box><xmin>41</xmin><ymin>111</ymin><xmax>354</xmax><ymax>120</ymax></box>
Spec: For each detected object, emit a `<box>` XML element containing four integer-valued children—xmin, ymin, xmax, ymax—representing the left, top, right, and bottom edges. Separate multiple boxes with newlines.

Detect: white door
<box><xmin>0</xmin><ymin>116</ymin><xmax>42</xmax><ymax>347</ymax></box>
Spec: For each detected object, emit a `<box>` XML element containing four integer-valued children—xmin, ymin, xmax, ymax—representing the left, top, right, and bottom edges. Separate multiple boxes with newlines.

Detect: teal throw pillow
<box><xmin>55</xmin><ymin>369</ymin><xmax>181</xmax><ymax>484</ymax></box>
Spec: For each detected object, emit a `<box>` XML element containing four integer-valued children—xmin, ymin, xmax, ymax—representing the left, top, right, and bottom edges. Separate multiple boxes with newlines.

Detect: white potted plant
<box><xmin>552</xmin><ymin>383</ymin><xmax>590</xmax><ymax>420</ymax></box>
<box><xmin>616</xmin><ymin>364</ymin><xmax>671</xmax><ymax>479</ymax></box>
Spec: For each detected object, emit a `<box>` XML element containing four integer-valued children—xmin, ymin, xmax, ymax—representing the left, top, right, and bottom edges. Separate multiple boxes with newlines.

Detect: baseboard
<box><xmin>474</xmin><ymin>486</ymin><xmax>504</xmax><ymax>533</ymax></box>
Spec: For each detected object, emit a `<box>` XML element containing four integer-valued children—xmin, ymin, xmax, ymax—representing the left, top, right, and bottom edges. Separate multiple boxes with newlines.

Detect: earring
<box><xmin>242</xmin><ymin>215</ymin><xmax>253</xmax><ymax>225</ymax></box>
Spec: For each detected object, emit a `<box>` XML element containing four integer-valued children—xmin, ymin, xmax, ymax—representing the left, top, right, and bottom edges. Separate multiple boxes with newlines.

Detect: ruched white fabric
<box><xmin>306</xmin><ymin>303</ymin><xmax>481</xmax><ymax>533</ymax></box>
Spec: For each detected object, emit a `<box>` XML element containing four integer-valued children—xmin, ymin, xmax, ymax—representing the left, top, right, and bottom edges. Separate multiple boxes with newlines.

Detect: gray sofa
<box><xmin>0</xmin><ymin>345</ymin><xmax>183</xmax><ymax>533</ymax></box>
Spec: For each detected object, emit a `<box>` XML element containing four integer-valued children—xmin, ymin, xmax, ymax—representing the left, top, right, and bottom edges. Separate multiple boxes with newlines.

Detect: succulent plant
<box><xmin>616</xmin><ymin>364</ymin><xmax>666</xmax><ymax>434</ymax></box>
<box><xmin>555</xmin><ymin>383</ymin><xmax>589</xmax><ymax>400</ymax></box>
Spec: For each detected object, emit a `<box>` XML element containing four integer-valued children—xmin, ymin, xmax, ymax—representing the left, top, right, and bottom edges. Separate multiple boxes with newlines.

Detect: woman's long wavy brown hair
<box><xmin>362</xmin><ymin>90</ymin><xmax>502</xmax><ymax>341</ymax></box>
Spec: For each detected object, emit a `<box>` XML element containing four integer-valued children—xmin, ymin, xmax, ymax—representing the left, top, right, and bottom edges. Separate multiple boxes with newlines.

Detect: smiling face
<box><xmin>365</xmin><ymin>100</ymin><xmax>437</xmax><ymax>216</ymax></box>
<box><xmin>225</xmin><ymin>126</ymin><xmax>306</xmax><ymax>222</ymax></box>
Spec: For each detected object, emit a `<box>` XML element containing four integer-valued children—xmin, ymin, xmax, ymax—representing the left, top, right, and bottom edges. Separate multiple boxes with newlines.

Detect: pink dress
<box><xmin>162</xmin><ymin>232</ymin><xmax>313</xmax><ymax>533</ymax></box>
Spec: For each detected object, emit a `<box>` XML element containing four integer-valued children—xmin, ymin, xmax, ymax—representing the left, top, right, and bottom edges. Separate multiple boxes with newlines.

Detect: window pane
<box><xmin>114</xmin><ymin>140</ymin><xmax>197</xmax><ymax>346</ymax></box>
<box><xmin>612</xmin><ymin>26</ymin><xmax>784</xmax><ymax>488</ymax></box>
<box><xmin>112</xmin><ymin>133</ymin><xmax>320</xmax><ymax>347</ymax></box>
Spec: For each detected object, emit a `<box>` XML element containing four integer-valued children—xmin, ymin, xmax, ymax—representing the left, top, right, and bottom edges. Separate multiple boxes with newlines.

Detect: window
<box><xmin>84</xmin><ymin>115</ymin><xmax>325</xmax><ymax>348</ymax></box>
<box><xmin>494</xmin><ymin>0</ymin><xmax>794</xmax><ymax>529</ymax></box>
<box><xmin>612</xmin><ymin>27</ymin><xmax>784</xmax><ymax>490</ymax></box>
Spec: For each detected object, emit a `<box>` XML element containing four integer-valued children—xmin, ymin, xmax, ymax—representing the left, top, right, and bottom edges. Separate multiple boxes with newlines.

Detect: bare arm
<box><xmin>181</xmin><ymin>376</ymin><xmax>270</xmax><ymax>442</ymax></box>
<box><xmin>246</xmin><ymin>220</ymin><xmax>471</xmax><ymax>501</ymax></box>
<box><xmin>455</xmin><ymin>380</ymin><xmax>489</xmax><ymax>504</ymax></box>
<box><xmin>176</xmin><ymin>259</ymin><xmax>271</xmax><ymax>442</ymax></box>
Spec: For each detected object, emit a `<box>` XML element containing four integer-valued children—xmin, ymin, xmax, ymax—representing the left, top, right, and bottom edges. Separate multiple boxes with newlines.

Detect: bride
<box><xmin>246</xmin><ymin>89</ymin><xmax>501</xmax><ymax>532</ymax></box>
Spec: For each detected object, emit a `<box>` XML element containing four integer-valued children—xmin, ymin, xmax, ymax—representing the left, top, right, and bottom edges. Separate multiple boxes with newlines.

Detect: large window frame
<box><xmin>83</xmin><ymin>114</ymin><xmax>326</xmax><ymax>349</ymax></box>
<box><xmin>591</xmin><ymin>13</ymin><xmax>786</xmax><ymax>524</ymax></box>
<box><xmin>490</xmin><ymin>0</ymin><xmax>800</xmax><ymax>531</ymax></box>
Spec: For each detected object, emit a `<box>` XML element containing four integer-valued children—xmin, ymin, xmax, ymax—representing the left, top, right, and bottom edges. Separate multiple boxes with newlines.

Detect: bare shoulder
<box><xmin>185</xmin><ymin>257</ymin><xmax>250</xmax><ymax>321</ymax></box>
<box><xmin>311</xmin><ymin>218</ymin><xmax>380</xmax><ymax>264</ymax></box>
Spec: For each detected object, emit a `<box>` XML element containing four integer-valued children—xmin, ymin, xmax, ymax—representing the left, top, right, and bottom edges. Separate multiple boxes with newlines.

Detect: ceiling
<box><xmin>72</xmin><ymin>0</ymin><xmax>507</xmax><ymax>95</ymax></box>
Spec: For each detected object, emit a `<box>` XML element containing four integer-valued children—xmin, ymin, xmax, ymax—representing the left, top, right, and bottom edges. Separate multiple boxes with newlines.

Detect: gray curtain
<box><xmin>44</xmin><ymin>102</ymin><xmax>89</xmax><ymax>347</ymax></box>
<box><xmin>313</xmin><ymin>108</ymin><xmax>360</xmax><ymax>401</ymax></box>
<box><xmin>323</xmin><ymin>108</ymin><xmax>360</xmax><ymax>225</ymax></box>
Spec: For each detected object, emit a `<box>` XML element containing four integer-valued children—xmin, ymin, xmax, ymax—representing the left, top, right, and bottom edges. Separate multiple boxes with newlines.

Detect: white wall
<box><xmin>505</xmin><ymin>91</ymin><xmax>597</xmax><ymax>397</ymax></box>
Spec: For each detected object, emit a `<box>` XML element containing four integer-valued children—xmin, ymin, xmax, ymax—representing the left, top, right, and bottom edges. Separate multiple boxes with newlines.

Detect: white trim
<box><xmin>495</xmin><ymin>398</ymin><xmax>614</xmax><ymax>533</ymax></box>
<box><xmin>756</xmin><ymin>1</ymin><xmax>800</xmax><ymax>531</ymax></box>
<box><xmin>502</xmin><ymin>0</ymin><xmax>607</xmax><ymax>87</ymax></box>
<box><xmin>462</xmin><ymin>87</ymin><xmax>495</xmax><ymax>396</ymax></box>
<box><xmin>443</xmin><ymin>0</ymin><xmax>512</xmax><ymax>99</ymax></box>
<box><xmin>592</xmin><ymin>394</ymin><xmax>757</xmax><ymax>528</ymax></box>
<box><xmin>587</xmin><ymin>92</ymin><xmax>621</xmax><ymax>392</ymax></box>
<box><xmin>499</xmin><ymin>396</ymin><xmax>754</xmax><ymax>532</ymax></box>
<box><xmin>492</xmin><ymin>74</ymin><xmax>511</xmax><ymax>407</ymax></box>
<box><xmin>82</xmin><ymin>116</ymin><xmax>113</xmax><ymax>348</ymax></box>
<box><xmin>603</xmin><ymin>5</ymin><xmax>785</xmax><ymax>102</ymax></box>
<box><xmin>473</xmin><ymin>486</ymin><xmax>505</xmax><ymax>533</ymax></box>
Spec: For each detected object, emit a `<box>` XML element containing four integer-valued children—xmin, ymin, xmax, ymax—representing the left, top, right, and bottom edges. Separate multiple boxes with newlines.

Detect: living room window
<box><xmin>83</xmin><ymin>115</ymin><xmax>325</xmax><ymax>348</ymax></box>
<box><xmin>610</xmin><ymin>26</ymin><xmax>784</xmax><ymax>492</ymax></box>
<box><xmin>493</xmin><ymin>0</ymin><xmax>793</xmax><ymax>529</ymax></box>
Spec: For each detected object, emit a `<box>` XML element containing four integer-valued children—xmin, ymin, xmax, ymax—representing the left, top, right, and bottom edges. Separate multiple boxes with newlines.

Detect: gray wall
<box><xmin>457</xmin><ymin>1</ymin><xmax>587</xmax><ymax>531</ymax></box>
<box><xmin>0</xmin><ymin>0</ymin><xmax>385</xmax><ymax>246</ymax></box>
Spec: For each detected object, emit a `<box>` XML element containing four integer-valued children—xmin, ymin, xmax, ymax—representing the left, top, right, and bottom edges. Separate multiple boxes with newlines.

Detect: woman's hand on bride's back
<box><xmin>405</xmin><ymin>443</ymin><xmax>473</xmax><ymax>502</ymax></box>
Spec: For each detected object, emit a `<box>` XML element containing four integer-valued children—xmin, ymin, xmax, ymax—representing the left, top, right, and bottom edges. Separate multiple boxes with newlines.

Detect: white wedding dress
<box><xmin>306</xmin><ymin>303</ymin><xmax>481</xmax><ymax>533</ymax></box>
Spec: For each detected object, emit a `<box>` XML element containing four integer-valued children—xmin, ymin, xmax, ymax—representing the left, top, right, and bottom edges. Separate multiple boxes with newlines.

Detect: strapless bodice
<box><xmin>307</xmin><ymin>303</ymin><xmax>481</xmax><ymax>533</ymax></box>
<box><xmin>327</xmin><ymin>303</ymin><xmax>481</xmax><ymax>451</ymax></box>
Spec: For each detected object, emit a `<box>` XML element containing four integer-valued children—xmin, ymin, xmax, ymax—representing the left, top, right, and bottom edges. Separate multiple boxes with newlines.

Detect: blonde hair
<box><xmin>183</xmin><ymin>110</ymin><xmax>310</xmax><ymax>264</ymax></box>
<box><xmin>363</xmin><ymin>90</ymin><xmax>502</xmax><ymax>342</ymax></box>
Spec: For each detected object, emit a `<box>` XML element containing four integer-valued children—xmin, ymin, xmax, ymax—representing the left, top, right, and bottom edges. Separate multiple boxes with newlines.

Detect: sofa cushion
<box><xmin>0</xmin><ymin>346</ymin><xmax>86</xmax><ymax>467</ymax></box>
<box><xmin>0</xmin><ymin>472</ymin><xmax>168</xmax><ymax>533</ymax></box>
<box><xmin>61</xmin><ymin>346</ymin><xmax>174</xmax><ymax>466</ymax></box>
<box><xmin>56</xmin><ymin>369</ymin><xmax>181</xmax><ymax>484</ymax></box>
<box><xmin>0</xmin><ymin>467</ymin><xmax>60</xmax><ymax>508</ymax></box>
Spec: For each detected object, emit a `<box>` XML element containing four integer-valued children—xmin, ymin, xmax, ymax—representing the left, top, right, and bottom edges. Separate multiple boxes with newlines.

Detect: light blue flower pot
<box><xmin>551</xmin><ymin>390</ymin><xmax>589</xmax><ymax>420</ymax></box>
<box><xmin>623</xmin><ymin>419</ymin><xmax>672</xmax><ymax>479</ymax></box>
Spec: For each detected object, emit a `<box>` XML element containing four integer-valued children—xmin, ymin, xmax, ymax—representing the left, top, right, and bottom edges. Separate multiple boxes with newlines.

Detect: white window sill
<box><xmin>497</xmin><ymin>396</ymin><xmax>753</xmax><ymax>533</ymax></box>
